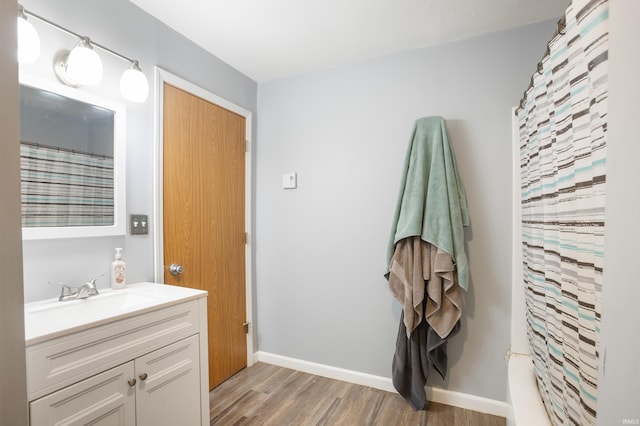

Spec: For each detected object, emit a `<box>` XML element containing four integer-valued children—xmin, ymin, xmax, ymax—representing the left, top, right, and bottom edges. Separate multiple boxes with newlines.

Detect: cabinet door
<box><xmin>30</xmin><ymin>362</ymin><xmax>135</xmax><ymax>426</ymax></box>
<box><xmin>135</xmin><ymin>335</ymin><xmax>201</xmax><ymax>426</ymax></box>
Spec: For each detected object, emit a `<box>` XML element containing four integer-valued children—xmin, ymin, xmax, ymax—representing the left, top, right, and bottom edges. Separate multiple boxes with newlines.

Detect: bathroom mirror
<box><xmin>19</xmin><ymin>74</ymin><xmax>126</xmax><ymax>239</ymax></box>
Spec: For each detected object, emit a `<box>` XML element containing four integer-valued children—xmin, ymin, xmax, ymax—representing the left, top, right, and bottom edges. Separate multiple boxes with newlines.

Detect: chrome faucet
<box><xmin>54</xmin><ymin>276</ymin><xmax>102</xmax><ymax>301</ymax></box>
<box><xmin>57</xmin><ymin>283</ymin><xmax>75</xmax><ymax>302</ymax></box>
<box><xmin>76</xmin><ymin>278</ymin><xmax>100</xmax><ymax>299</ymax></box>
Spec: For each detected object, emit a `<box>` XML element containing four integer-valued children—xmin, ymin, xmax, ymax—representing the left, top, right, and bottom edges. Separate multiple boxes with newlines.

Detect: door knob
<box><xmin>169</xmin><ymin>263</ymin><xmax>184</xmax><ymax>275</ymax></box>
<box><xmin>128</xmin><ymin>378</ymin><xmax>137</xmax><ymax>387</ymax></box>
<box><xmin>139</xmin><ymin>373</ymin><xmax>148</xmax><ymax>381</ymax></box>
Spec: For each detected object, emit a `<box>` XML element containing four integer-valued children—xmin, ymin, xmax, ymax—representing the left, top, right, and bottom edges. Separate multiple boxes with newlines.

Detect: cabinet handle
<box><xmin>139</xmin><ymin>373</ymin><xmax>148</xmax><ymax>381</ymax></box>
<box><xmin>128</xmin><ymin>378</ymin><xmax>137</xmax><ymax>387</ymax></box>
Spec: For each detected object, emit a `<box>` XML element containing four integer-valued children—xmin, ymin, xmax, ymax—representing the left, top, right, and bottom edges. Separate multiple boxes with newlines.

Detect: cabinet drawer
<box><xmin>26</xmin><ymin>300</ymin><xmax>199</xmax><ymax>401</ymax></box>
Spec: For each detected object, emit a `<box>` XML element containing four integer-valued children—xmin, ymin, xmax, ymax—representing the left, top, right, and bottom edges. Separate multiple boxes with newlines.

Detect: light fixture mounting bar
<box><xmin>21</xmin><ymin>6</ymin><xmax>136</xmax><ymax>65</ymax></box>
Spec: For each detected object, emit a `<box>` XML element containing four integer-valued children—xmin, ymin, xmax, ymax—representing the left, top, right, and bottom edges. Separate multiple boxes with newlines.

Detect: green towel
<box><xmin>385</xmin><ymin>117</ymin><xmax>470</xmax><ymax>290</ymax></box>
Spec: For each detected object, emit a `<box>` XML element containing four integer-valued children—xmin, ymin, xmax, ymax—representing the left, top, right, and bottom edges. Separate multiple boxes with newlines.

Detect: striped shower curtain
<box><xmin>516</xmin><ymin>1</ymin><xmax>608</xmax><ymax>424</ymax></box>
<box><xmin>20</xmin><ymin>142</ymin><xmax>115</xmax><ymax>227</ymax></box>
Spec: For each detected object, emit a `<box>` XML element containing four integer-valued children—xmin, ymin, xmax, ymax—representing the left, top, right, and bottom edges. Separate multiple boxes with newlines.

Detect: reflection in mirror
<box><xmin>20</xmin><ymin>85</ymin><xmax>115</xmax><ymax>226</ymax></box>
<box><xmin>19</xmin><ymin>74</ymin><xmax>126</xmax><ymax>239</ymax></box>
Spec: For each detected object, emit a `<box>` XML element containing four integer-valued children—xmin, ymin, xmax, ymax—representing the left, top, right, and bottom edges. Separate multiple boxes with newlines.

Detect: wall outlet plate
<box><xmin>130</xmin><ymin>214</ymin><xmax>149</xmax><ymax>235</ymax></box>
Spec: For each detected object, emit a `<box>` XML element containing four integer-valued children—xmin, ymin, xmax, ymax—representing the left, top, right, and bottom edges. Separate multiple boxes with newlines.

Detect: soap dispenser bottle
<box><xmin>111</xmin><ymin>248</ymin><xmax>126</xmax><ymax>289</ymax></box>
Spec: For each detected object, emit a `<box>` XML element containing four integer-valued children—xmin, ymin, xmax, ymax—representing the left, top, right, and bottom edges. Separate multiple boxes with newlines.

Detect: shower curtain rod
<box><xmin>515</xmin><ymin>16</ymin><xmax>567</xmax><ymax>114</ymax></box>
<box><xmin>20</xmin><ymin>140</ymin><xmax>113</xmax><ymax>160</ymax></box>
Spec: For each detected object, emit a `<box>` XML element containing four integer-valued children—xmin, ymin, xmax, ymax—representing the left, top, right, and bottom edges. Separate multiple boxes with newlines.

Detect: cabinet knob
<box><xmin>139</xmin><ymin>373</ymin><xmax>148</xmax><ymax>381</ymax></box>
<box><xmin>128</xmin><ymin>378</ymin><xmax>137</xmax><ymax>387</ymax></box>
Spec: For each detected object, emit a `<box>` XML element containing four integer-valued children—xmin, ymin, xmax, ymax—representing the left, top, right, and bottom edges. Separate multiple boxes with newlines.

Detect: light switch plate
<box><xmin>282</xmin><ymin>172</ymin><xmax>297</xmax><ymax>189</ymax></box>
<box><xmin>130</xmin><ymin>214</ymin><xmax>149</xmax><ymax>235</ymax></box>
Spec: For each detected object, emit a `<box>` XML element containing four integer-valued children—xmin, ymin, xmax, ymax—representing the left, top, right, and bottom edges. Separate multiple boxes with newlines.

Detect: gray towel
<box><xmin>391</xmin><ymin>306</ymin><xmax>460</xmax><ymax>411</ymax></box>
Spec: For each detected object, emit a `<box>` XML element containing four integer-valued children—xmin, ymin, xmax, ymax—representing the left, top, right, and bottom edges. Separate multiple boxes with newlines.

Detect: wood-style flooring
<box><xmin>209</xmin><ymin>362</ymin><xmax>506</xmax><ymax>426</ymax></box>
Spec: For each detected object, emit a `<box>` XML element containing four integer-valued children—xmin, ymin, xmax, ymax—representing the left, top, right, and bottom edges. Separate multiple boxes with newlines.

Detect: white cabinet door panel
<box><xmin>135</xmin><ymin>335</ymin><xmax>201</xmax><ymax>426</ymax></box>
<box><xmin>30</xmin><ymin>362</ymin><xmax>135</xmax><ymax>426</ymax></box>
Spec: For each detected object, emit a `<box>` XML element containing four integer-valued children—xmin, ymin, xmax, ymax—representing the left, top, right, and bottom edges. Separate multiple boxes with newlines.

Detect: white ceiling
<box><xmin>129</xmin><ymin>0</ymin><xmax>567</xmax><ymax>83</ymax></box>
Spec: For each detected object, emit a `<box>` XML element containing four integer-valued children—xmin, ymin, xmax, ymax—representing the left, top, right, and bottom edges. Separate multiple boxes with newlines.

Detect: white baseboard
<box><xmin>254</xmin><ymin>351</ymin><xmax>508</xmax><ymax>418</ymax></box>
<box><xmin>255</xmin><ymin>351</ymin><xmax>395</xmax><ymax>392</ymax></box>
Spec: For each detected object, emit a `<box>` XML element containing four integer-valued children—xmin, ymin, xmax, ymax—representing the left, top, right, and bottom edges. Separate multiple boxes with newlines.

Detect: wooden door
<box><xmin>163</xmin><ymin>83</ymin><xmax>246</xmax><ymax>389</ymax></box>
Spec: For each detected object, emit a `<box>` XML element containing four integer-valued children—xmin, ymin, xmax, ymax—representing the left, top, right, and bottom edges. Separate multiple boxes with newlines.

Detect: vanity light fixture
<box><xmin>120</xmin><ymin>60</ymin><xmax>149</xmax><ymax>103</ymax></box>
<box><xmin>64</xmin><ymin>36</ymin><xmax>103</xmax><ymax>86</ymax></box>
<box><xmin>18</xmin><ymin>5</ymin><xmax>149</xmax><ymax>102</ymax></box>
<box><xmin>17</xmin><ymin>5</ymin><xmax>40</xmax><ymax>64</ymax></box>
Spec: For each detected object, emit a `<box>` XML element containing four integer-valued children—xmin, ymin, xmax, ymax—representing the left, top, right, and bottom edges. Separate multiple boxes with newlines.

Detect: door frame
<box><xmin>152</xmin><ymin>67</ymin><xmax>254</xmax><ymax>366</ymax></box>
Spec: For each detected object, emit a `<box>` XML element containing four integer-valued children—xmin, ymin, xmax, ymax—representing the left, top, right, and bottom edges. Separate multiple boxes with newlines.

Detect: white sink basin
<box><xmin>24</xmin><ymin>282</ymin><xmax>207</xmax><ymax>344</ymax></box>
<box><xmin>28</xmin><ymin>290</ymin><xmax>162</xmax><ymax>321</ymax></box>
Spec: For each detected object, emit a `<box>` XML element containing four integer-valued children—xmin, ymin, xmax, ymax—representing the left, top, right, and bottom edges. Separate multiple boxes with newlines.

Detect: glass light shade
<box><xmin>66</xmin><ymin>40</ymin><xmax>103</xmax><ymax>86</ymax></box>
<box><xmin>120</xmin><ymin>65</ymin><xmax>149</xmax><ymax>103</ymax></box>
<box><xmin>17</xmin><ymin>16</ymin><xmax>40</xmax><ymax>63</ymax></box>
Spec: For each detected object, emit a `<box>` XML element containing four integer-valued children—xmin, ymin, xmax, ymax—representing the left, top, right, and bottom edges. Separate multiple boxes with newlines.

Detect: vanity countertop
<box><xmin>24</xmin><ymin>282</ymin><xmax>207</xmax><ymax>345</ymax></box>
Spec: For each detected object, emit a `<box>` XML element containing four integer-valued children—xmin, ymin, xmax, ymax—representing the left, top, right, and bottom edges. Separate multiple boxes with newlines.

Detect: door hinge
<box><xmin>243</xmin><ymin>321</ymin><xmax>251</xmax><ymax>334</ymax></box>
<box><xmin>245</xmin><ymin>140</ymin><xmax>249</xmax><ymax>152</ymax></box>
<box><xmin>245</xmin><ymin>232</ymin><xmax>248</xmax><ymax>244</ymax></box>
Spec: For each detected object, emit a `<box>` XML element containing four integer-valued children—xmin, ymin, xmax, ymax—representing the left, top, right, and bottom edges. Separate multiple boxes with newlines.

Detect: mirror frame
<box><xmin>19</xmin><ymin>73</ymin><xmax>127</xmax><ymax>240</ymax></box>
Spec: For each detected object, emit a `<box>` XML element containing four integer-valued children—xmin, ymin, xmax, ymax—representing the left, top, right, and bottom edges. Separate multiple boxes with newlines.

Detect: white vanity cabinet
<box><xmin>24</xmin><ymin>283</ymin><xmax>209</xmax><ymax>426</ymax></box>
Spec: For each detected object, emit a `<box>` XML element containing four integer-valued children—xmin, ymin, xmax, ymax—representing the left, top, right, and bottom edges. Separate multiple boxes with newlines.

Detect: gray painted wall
<box><xmin>18</xmin><ymin>0</ymin><xmax>257</xmax><ymax>303</ymax></box>
<box><xmin>7</xmin><ymin>0</ymin><xmax>636</xmax><ymax>418</ymax></box>
<box><xmin>598</xmin><ymin>1</ymin><xmax>640</xmax><ymax>424</ymax></box>
<box><xmin>256</xmin><ymin>21</ymin><xmax>556</xmax><ymax>402</ymax></box>
<box><xmin>0</xmin><ymin>0</ymin><xmax>28</xmax><ymax>424</ymax></box>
